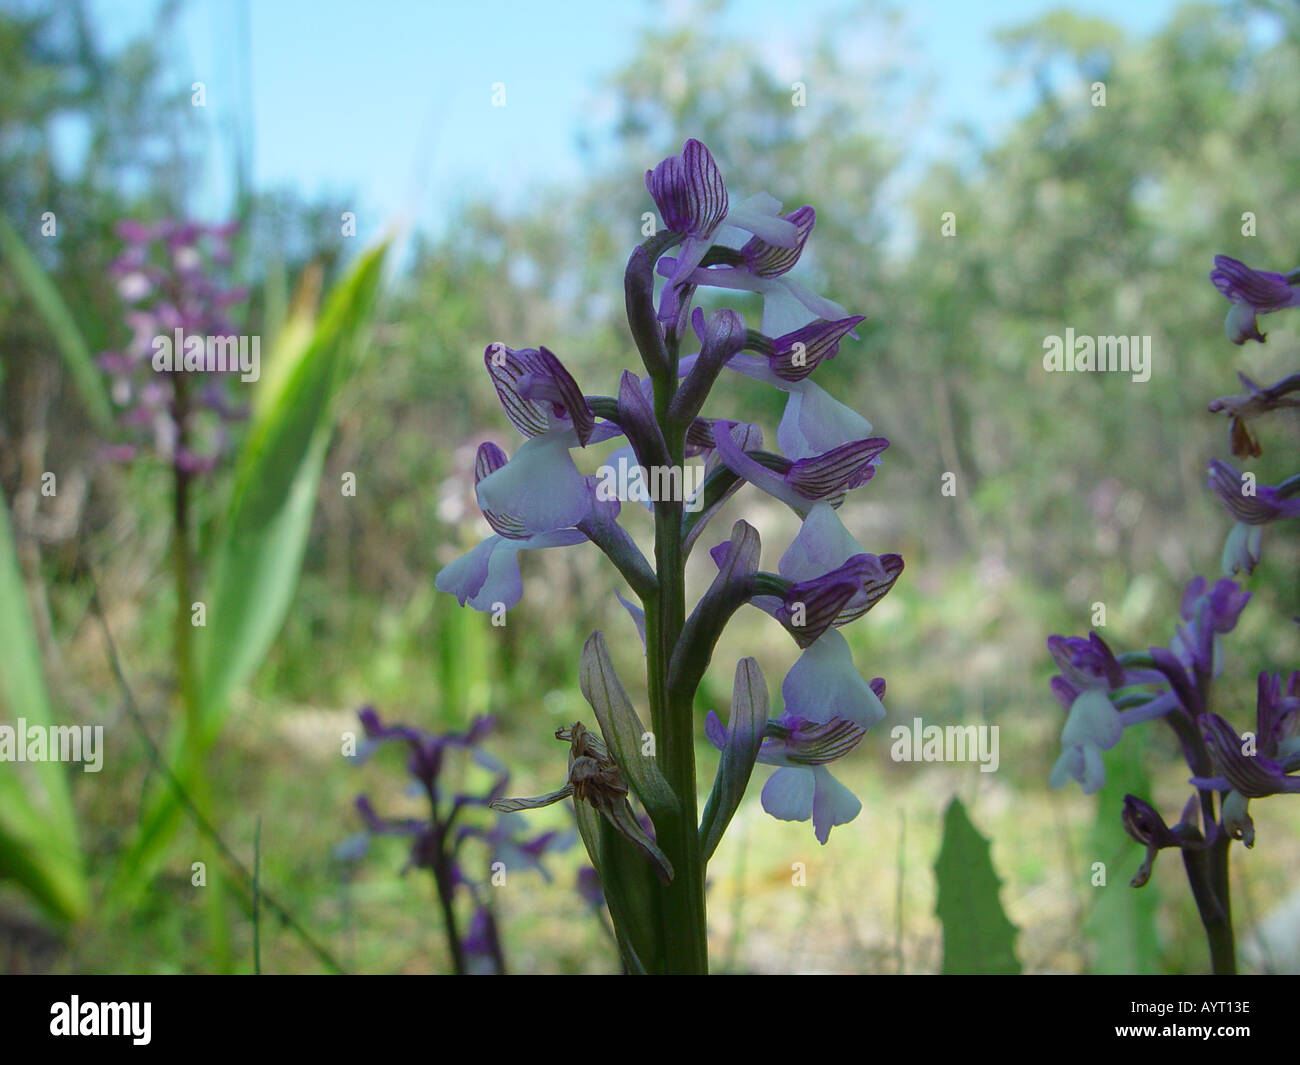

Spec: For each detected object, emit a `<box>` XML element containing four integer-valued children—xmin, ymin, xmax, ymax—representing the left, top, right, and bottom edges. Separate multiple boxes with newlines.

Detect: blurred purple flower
<box><xmin>1210</xmin><ymin>255</ymin><xmax>1300</xmax><ymax>344</ymax></box>
<box><xmin>98</xmin><ymin>218</ymin><xmax>248</xmax><ymax>473</ymax></box>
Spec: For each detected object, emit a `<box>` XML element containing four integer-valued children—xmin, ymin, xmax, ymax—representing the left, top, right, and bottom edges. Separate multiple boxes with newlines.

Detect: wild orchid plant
<box><xmin>99</xmin><ymin>219</ymin><xmax>249</xmax><ymax>473</ymax></box>
<box><xmin>96</xmin><ymin>218</ymin><xmax>248</xmax><ymax>958</ymax></box>
<box><xmin>98</xmin><ymin>218</ymin><xmax>248</xmax><ymax>741</ymax></box>
<box><xmin>434</xmin><ymin>139</ymin><xmax>902</xmax><ymax>974</ymax></box>
<box><xmin>1046</xmin><ymin>254</ymin><xmax>1300</xmax><ymax>975</ymax></box>
<box><xmin>341</xmin><ymin>708</ymin><xmax>572</xmax><ymax>975</ymax></box>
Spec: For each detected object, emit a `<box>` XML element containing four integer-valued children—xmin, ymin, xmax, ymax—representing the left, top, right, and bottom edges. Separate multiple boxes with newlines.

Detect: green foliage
<box><xmin>3</xmin><ymin>0</ymin><xmax>1299</xmax><ymax>971</ymax></box>
<box><xmin>198</xmin><ymin>243</ymin><xmax>387</xmax><ymax>732</ymax></box>
<box><xmin>0</xmin><ymin>491</ymin><xmax>87</xmax><ymax>924</ymax></box>
<box><xmin>0</xmin><ymin>213</ymin><xmax>111</xmax><ymax>430</ymax></box>
<box><xmin>1083</xmin><ymin>729</ymin><xmax>1162</xmax><ymax>973</ymax></box>
<box><xmin>934</xmin><ymin>797</ymin><xmax>1021</xmax><ymax>975</ymax></box>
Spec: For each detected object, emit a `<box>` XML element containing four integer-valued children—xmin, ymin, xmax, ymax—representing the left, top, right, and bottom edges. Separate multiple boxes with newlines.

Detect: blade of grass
<box><xmin>0</xmin><ymin>213</ymin><xmax>112</xmax><ymax>431</ymax></box>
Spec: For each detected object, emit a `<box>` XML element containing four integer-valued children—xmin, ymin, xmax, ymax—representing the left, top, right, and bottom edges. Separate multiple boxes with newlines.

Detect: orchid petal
<box><xmin>779</xmin><ymin>382</ymin><xmax>875</xmax><ymax>461</ymax></box>
<box><xmin>778</xmin><ymin>501</ymin><xmax>866</xmax><ymax>581</ymax></box>
<box><xmin>475</xmin><ymin>430</ymin><xmax>592</xmax><ymax>534</ymax></box>
<box><xmin>783</xmin><ymin>629</ymin><xmax>887</xmax><ymax>730</ymax></box>
<box><xmin>760</xmin><ymin>766</ymin><xmax>815</xmax><ymax>822</ymax></box>
<box><xmin>810</xmin><ymin>766</ymin><xmax>862</xmax><ymax>844</ymax></box>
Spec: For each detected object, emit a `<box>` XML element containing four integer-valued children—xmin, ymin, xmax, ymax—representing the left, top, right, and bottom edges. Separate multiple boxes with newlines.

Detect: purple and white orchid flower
<box><xmin>707</xmin><ymin>657</ymin><xmax>886</xmax><ymax>845</ymax></box>
<box><xmin>1210</xmin><ymin>255</ymin><xmax>1300</xmax><ymax>344</ymax></box>
<box><xmin>647</xmin><ymin>139</ymin><xmax>801</xmax><ymax>324</ymax></box>
<box><xmin>1207</xmin><ymin>459</ymin><xmax>1300</xmax><ymax>576</ymax></box>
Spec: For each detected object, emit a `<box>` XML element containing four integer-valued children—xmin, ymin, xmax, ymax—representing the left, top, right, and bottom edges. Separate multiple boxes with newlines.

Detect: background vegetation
<box><xmin>2</xmin><ymin>0</ymin><xmax>1298</xmax><ymax>973</ymax></box>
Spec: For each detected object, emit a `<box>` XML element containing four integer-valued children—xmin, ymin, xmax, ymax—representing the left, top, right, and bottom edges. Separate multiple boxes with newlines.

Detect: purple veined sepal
<box><xmin>742</xmin><ymin>314</ymin><xmax>867</xmax><ymax>382</ymax></box>
<box><xmin>645</xmin><ymin>138</ymin><xmax>730</xmax><ymax>241</ymax></box>
<box><xmin>710</xmin><ymin>417</ymin><xmax>888</xmax><ymax>517</ymax></box>
<box><xmin>1209</xmin><ymin>254</ymin><xmax>1300</xmax><ymax>344</ymax></box>
<box><xmin>754</xmin><ymin>554</ymin><xmax>904</xmax><ymax>648</ymax></box>
<box><xmin>746</xmin><ymin>501</ymin><xmax>903</xmax><ymax>644</ymax></box>
<box><xmin>1255</xmin><ymin>670</ymin><xmax>1300</xmax><ymax>757</ymax></box>
<box><xmin>1046</xmin><ymin>632</ymin><xmax>1126</xmax><ymax>691</ymax></box>
<box><xmin>1193</xmin><ymin>710</ymin><xmax>1300</xmax><ymax>799</ymax></box>
<box><xmin>1207</xmin><ymin>459</ymin><xmax>1300</xmax><ymax>525</ymax></box>
<box><xmin>1207</xmin><ymin>459</ymin><xmax>1300</xmax><ymax>577</ymax></box>
<box><xmin>1121</xmin><ymin>793</ymin><xmax>1217</xmax><ymax>887</ymax></box>
<box><xmin>483</xmin><ymin>343</ymin><xmax>600</xmax><ymax>445</ymax></box>
<box><xmin>659</xmin><ymin>200</ymin><xmax>854</xmax><ymax>335</ymax></box>
<box><xmin>679</xmin><ymin>301</ymin><xmax>866</xmax><ymax>384</ymax></box>
<box><xmin>645</xmin><ymin>140</ymin><xmax>803</xmax><ymax>324</ymax></box>
<box><xmin>1192</xmin><ymin>672</ymin><xmax>1300</xmax><ymax>801</ymax></box>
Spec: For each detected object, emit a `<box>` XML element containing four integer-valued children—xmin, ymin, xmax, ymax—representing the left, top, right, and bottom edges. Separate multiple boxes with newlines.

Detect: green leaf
<box><xmin>579</xmin><ymin>631</ymin><xmax>677</xmax><ymax>819</ymax></box>
<box><xmin>574</xmin><ymin>795</ymin><xmax>663</xmax><ymax>973</ymax></box>
<box><xmin>0</xmin><ymin>492</ymin><xmax>87</xmax><ymax>923</ymax></box>
<box><xmin>0</xmin><ymin>212</ymin><xmax>112</xmax><ymax>431</ymax></box>
<box><xmin>197</xmin><ymin>242</ymin><xmax>387</xmax><ymax>729</ymax></box>
<box><xmin>934</xmin><ymin>796</ymin><xmax>1020</xmax><ymax>974</ymax></box>
<box><xmin>699</xmin><ymin>657</ymin><xmax>767</xmax><ymax>862</ymax></box>
<box><xmin>1084</xmin><ymin>728</ymin><xmax>1161</xmax><ymax>974</ymax></box>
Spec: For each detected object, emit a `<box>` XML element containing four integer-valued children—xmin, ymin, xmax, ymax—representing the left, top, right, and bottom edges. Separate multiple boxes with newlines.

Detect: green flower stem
<box><xmin>639</xmin><ymin>312</ymin><xmax>708</xmax><ymax>973</ymax></box>
<box><xmin>171</xmin><ymin>373</ymin><xmax>230</xmax><ymax>970</ymax></box>
<box><xmin>646</xmin><ymin>481</ymin><xmax>708</xmax><ymax>973</ymax></box>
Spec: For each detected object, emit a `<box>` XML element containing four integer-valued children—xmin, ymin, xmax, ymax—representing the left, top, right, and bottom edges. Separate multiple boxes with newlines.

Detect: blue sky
<box><xmin>89</xmin><ymin>0</ymin><xmax>1184</xmax><ymax>240</ymax></box>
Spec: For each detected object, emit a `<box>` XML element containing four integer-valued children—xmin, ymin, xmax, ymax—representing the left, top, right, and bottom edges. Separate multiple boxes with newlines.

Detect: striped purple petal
<box><xmin>1199</xmin><ymin>713</ymin><xmax>1300</xmax><ymax>798</ymax></box>
<box><xmin>645</xmin><ymin>139</ymin><xmax>729</xmax><ymax>238</ymax></box>
<box><xmin>1211</xmin><ymin>255</ymin><xmax>1300</xmax><ymax>312</ymax></box>
<box><xmin>484</xmin><ymin>344</ymin><xmax>594</xmax><ymax>445</ymax></box>
<box><xmin>739</xmin><ymin>206</ymin><xmax>815</xmax><ymax>278</ymax></box>
<box><xmin>766</xmin><ymin>315</ymin><xmax>866</xmax><ymax>381</ymax></box>
<box><xmin>1208</xmin><ymin>459</ymin><xmax>1300</xmax><ymax>524</ymax></box>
